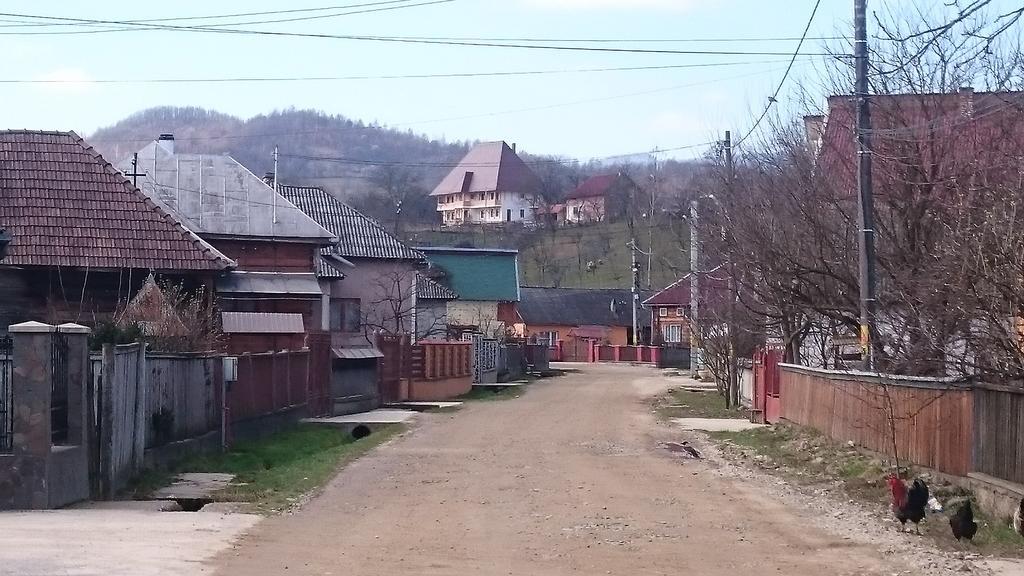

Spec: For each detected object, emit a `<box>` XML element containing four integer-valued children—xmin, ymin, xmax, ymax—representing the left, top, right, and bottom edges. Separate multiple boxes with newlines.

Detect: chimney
<box><xmin>803</xmin><ymin>115</ymin><xmax>825</xmax><ymax>153</ymax></box>
<box><xmin>959</xmin><ymin>86</ymin><xmax>975</xmax><ymax>118</ymax></box>
<box><xmin>511</xmin><ymin>142</ymin><xmax>516</xmax><ymax>153</ymax></box>
<box><xmin>263</xmin><ymin>172</ymin><xmax>276</xmax><ymax>188</ymax></box>
<box><xmin>157</xmin><ymin>133</ymin><xmax>175</xmax><ymax>155</ymax></box>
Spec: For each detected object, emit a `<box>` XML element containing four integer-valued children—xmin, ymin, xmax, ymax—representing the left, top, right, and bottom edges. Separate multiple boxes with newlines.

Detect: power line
<box><xmin>0</xmin><ymin>11</ymin><xmax>842</xmax><ymax>57</ymax></box>
<box><xmin>0</xmin><ymin>58</ymin><xmax>808</xmax><ymax>85</ymax></box>
<box><xmin>0</xmin><ymin>1</ymin><xmax>455</xmax><ymax>35</ymax></box>
<box><xmin>0</xmin><ymin>0</ymin><xmax>428</xmax><ymax>28</ymax></box>
<box><xmin>734</xmin><ymin>0</ymin><xmax>824</xmax><ymax>148</ymax></box>
<box><xmin>87</xmin><ymin>64</ymin><xmax>799</xmax><ymax>145</ymax></box>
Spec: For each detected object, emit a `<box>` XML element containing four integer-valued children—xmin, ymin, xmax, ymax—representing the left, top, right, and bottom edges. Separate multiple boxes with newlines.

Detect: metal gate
<box><xmin>51</xmin><ymin>332</ymin><xmax>69</xmax><ymax>445</ymax></box>
<box><xmin>462</xmin><ymin>333</ymin><xmax>498</xmax><ymax>384</ymax></box>
<box><xmin>0</xmin><ymin>335</ymin><xmax>12</xmax><ymax>452</ymax></box>
<box><xmin>752</xmin><ymin>345</ymin><xmax>783</xmax><ymax>424</ymax></box>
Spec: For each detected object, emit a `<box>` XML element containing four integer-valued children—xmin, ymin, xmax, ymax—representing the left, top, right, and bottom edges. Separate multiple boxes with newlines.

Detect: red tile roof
<box><xmin>566</xmin><ymin>174</ymin><xmax>618</xmax><ymax>200</ymax></box>
<box><xmin>643</xmin><ymin>274</ymin><xmax>729</xmax><ymax>308</ymax></box>
<box><xmin>0</xmin><ymin>131</ymin><xmax>233</xmax><ymax>271</ymax></box>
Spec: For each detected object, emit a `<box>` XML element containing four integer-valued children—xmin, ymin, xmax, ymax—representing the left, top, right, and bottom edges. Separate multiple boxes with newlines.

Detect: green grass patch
<box><xmin>132</xmin><ymin>424</ymin><xmax>403</xmax><ymax>513</ymax></box>
<box><xmin>657</xmin><ymin>388</ymin><xmax>746</xmax><ymax>420</ymax></box>
<box><xmin>708</xmin><ymin>424</ymin><xmax>1024</xmax><ymax>557</ymax></box>
<box><xmin>458</xmin><ymin>385</ymin><xmax>524</xmax><ymax>401</ymax></box>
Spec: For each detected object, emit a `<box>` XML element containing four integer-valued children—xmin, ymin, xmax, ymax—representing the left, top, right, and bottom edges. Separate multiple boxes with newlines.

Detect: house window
<box><xmin>330</xmin><ymin>298</ymin><xmax>361</xmax><ymax>333</ymax></box>
<box><xmin>520</xmin><ymin>209</ymin><xmax>525</xmax><ymax>218</ymax></box>
<box><xmin>676</xmin><ymin>307</ymin><xmax>684</xmax><ymax>317</ymax></box>
<box><xmin>538</xmin><ymin>331</ymin><xmax>558</xmax><ymax>346</ymax></box>
<box><xmin>664</xmin><ymin>324</ymin><xmax>682</xmax><ymax>343</ymax></box>
<box><xmin>572</xmin><ymin>206</ymin><xmax>581</xmax><ymax>218</ymax></box>
<box><xmin>658</xmin><ymin>307</ymin><xmax>668</xmax><ymax>317</ymax></box>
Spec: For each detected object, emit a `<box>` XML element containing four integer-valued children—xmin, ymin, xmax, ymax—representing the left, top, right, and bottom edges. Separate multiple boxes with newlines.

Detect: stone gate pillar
<box><xmin>0</xmin><ymin>321</ymin><xmax>55</xmax><ymax>509</ymax></box>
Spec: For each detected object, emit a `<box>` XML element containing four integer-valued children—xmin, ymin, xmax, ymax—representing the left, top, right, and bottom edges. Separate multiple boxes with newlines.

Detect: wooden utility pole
<box><xmin>855</xmin><ymin>0</ymin><xmax>878</xmax><ymax>370</ymax></box>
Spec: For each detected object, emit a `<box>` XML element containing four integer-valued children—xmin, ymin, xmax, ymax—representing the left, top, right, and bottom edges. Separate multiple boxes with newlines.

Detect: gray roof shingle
<box><xmin>279</xmin><ymin>185</ymin><xmax>424</xmax><ymax>261</ymax></box>
<box><xmin>417</xmin><ymin>273</ymin><xmax>458</xmax><ymax>300</ymax></box>
<box><xmin>518</xmin><ymin>286</ymin><xmax>651</xmax><ymax>328</ymax></box>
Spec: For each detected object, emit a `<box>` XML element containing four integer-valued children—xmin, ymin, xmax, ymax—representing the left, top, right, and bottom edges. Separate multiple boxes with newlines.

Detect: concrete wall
<box><xmin>323</xmin><ymin>260</ymin><xmax>418</xmax><ymax>348</ymax></box>
<box><xmin>447</xmin><ymin>301</ymin><xmax>501</xmax><ymax>336</ymax></box>
<box><xmin>416</xmin><ymin>299</ymin><xmax>449</xmax><ymax>341</ymax></box>
<box><xmin>408</xmin><ymin>376</ymin><xmax>472</xmax><ymax>401</ymax></box>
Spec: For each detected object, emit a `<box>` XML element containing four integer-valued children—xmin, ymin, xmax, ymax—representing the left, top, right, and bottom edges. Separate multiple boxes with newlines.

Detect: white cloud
<box><xmin>521</xmin><ymin>0</ymin><xmax>705</xmax><ymax>11</ymax></box>
<box><xmin>33</xmin><ymin>68</ymin><xmax>95</xmax><ymax>95</ymax></box>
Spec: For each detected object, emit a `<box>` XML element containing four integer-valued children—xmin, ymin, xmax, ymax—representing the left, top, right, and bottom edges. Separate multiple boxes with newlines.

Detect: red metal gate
<box><xmin>753</xmin><ymin>345</ymin><xmax>784</xmax><ymax>424</ymax></box>
<box><xmin>376</xmin><ymin>334</ymin><xmax>410</xmax><ymax>404</ymax></box>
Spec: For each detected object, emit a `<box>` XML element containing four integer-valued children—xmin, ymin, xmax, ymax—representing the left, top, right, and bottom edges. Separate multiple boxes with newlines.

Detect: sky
<box><xmin>0</xmin><ymin>0</ymin><xmax>964</xmax><ymax>161</ymax></box>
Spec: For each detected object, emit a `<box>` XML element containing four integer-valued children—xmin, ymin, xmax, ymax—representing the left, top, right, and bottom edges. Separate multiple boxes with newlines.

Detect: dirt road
<box><xmin>215</xmin><ymin>364</ymin><xmax>904</xmax><ymax>576</ymax></box>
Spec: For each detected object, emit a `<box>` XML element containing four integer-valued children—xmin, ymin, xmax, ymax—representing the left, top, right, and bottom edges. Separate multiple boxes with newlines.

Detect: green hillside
<box><xmin>407</xmin><ymin>219</ymin><xmax>690</xmax><ymax>291</ymax></box>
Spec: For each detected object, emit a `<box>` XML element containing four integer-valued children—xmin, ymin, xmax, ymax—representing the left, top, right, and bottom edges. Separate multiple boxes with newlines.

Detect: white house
<box><xmin>430</xmin><ymin>141</ymin><xmax>542</xmax><ymax>226</ymax></box>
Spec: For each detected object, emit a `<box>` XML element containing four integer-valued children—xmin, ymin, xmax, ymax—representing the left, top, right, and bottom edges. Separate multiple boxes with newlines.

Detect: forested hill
<box><xmin>87</xmin><ymin>106</ymin><xmax>471</xmax><ymax>196</ymax></box>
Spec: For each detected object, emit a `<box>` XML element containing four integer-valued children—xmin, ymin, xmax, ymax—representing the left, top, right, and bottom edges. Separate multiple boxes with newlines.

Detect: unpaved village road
<box><xmin>216</xmin><ymin>364</ymin><xmax>909</xmax><ymax>576</ymax></box>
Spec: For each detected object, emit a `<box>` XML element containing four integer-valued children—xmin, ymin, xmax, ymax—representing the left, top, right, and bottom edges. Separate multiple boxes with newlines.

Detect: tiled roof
<box><xmin>643</xmin><ymin>274</ymin><xmax>729</xmax><ymax>307</ymax></box>
<box><xmin>0</xmin><ymin>130</ymin><xmax>233</xmax><ymax>271</ymax></box>
<box><xmin>278</xmin><ymin>185</ymin><xmax>424</xmax><ymax>261</ymax></box>
<box><xmin>120</xmin><ymin>141</ymin><xmax>335</xmax><ymax>243</ymax></box>
<box><xmin>417</xmin><ymin>273</ymin><xmax>458</xmax><ymax>300</ymax></box>
<box><xmin>566</xmin><ymin>174</ymin><xmax>618</xmax><ymax>200</ymax></box>
<box><xmin>430</xmin><ymin>141</ymin><xmax>542</xmax><ymax>197</ymax></box>
<box><xmin>643</xmin><ymin>277</ymin><xmax>690</xmax><ymax>306</ymax></box>
<box><xmin>518</xmin><ymin>286</ymin><xmax>650</xmax><ymax>328</ymax></box>
<box><xmin>417</xmin><ymin>246</ymin><xmax>519</xmax><ymax>302</ymax></box>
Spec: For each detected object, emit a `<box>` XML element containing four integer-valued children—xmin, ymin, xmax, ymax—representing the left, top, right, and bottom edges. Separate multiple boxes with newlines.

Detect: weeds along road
<box><xmin>215</xmin><ymin>364</ymin><xmax>903</xmax><ymax>576</ymax></box>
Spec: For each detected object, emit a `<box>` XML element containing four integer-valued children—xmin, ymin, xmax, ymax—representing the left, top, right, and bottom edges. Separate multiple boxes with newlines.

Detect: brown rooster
<box><xmin>887</xmin><ymin>474</ymin><xmax>929</xmax><ymax>534</ymax></box>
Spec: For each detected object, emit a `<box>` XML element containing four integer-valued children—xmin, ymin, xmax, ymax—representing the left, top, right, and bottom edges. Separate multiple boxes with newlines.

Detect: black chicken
<box><xmin>887</xmin><ymin>475</ymin><xmax>929</xmax><ymax>534</ymax></box>
<box><xmin>949</xmin><ymin>501</ymin><xmax>978</xmax><ymax>542</ymax></box>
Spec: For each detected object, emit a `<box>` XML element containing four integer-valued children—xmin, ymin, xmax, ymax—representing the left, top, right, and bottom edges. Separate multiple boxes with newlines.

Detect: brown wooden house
<box><xmin>0</xmin><ymin>130</ymin><xmax>234</xmax><ymax>332</ymax></box>
<box><xmin>121</xmin><ymin>135</ymin><xmax>337</xmax><ymax>353</ymax></box>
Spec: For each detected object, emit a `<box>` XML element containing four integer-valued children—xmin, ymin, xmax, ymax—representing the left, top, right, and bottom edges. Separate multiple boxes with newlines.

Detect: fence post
<box><xmin>3</xmin><ymin>322</ymin><xmax>55</xmax><ymax>509</ymax></box>
<box><xmin>133</xmin><ymin>343</ymin><xmax>147</xmax><ymax>477</ymax></box>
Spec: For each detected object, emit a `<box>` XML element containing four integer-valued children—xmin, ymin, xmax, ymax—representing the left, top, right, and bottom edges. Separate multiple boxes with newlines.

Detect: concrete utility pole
<box><xmin>855</xmin><ymin>0</ymin><xmax>878</xmax><ymax>370</ymax></box>
<box><xmin>723</xmin><ymin>130</ymin><xmax>738</xmax><ymax>406</ymax></box>
<box><xmin>272</xmin><ymin>145</ymin><xmax>280</xmax><ymax>225</ymax></box>
<box><xmin>689</xmin><ymin>200</ymin><xmax>700</xmax><ymax>374</ymax></box>
<box><xmin>629</xmin><ymin>239</ymin><xmax>641</xmax><ymax>345</ymax></box>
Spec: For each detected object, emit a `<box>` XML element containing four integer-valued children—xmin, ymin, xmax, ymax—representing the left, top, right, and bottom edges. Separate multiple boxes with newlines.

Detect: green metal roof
<box><xmin>417</xmin><ymin>247</ymin><xmax>520</xmax><ymax>302</ymax></box>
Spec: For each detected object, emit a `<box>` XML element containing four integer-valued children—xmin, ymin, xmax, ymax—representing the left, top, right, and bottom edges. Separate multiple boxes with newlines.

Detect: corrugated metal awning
<box><xmin>217</xmin><ymin>272</ymin><xmax>322</xmax><ymax>296</ymax></box>
<box><xmin>332</xmin><ymin>347</ymin><xmax>384</xmax><ymax>360</ymax></box>
<box><xmin>222</xmin><ymin>312</ymin><xmax>305</xmax><ymax>334</ymax></box>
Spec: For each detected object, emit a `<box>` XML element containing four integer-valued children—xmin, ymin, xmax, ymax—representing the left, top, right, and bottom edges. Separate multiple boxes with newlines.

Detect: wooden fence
<box><xmin>94</xmin><ymin>343</ymin><xmax>147</xmax><ymax>497</ymax></box>
<box><xmin>973</xmin><ymin>384</ymin><xmax>1024</xmax><ymax>485</ymax></box>
<box><xmin>145</xmin><ymin>353</ymin><xmax>221</xmax><ymax>448</ymax></box>
<box><xmin>780</xmin><ymin>364</ymin><xmax>973</xmax><ymax>476</ymax></box>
